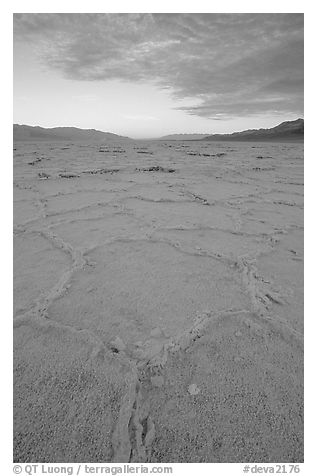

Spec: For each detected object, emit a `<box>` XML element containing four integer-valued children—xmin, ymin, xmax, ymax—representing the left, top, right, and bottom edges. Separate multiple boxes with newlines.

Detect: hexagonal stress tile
<box><xmin>47</xmin><ymin>240</ymin><xmax>248</xmax><ymax>346</ymax></box>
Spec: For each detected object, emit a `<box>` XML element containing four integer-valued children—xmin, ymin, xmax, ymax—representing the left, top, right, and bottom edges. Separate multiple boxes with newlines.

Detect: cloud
<box><xmin>13</xmin><ymin>13</ymin><xmax>304</xmax><ymax>119</ymax></box>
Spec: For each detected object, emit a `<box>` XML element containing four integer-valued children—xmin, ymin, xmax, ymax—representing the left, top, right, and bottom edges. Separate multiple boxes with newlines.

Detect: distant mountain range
<box><xmin>159</xmin><ymin>119</ymin><xmax>304</xmax><ymax>142</ymax></box>
<box><xmin>13</xmin><ymin>124</ymin><xmax>130</xmax><ymax>142</ymax></box>
<box><xmin>202</xmin><ymin>119</ymin><xmax>304</xmax><ymax>142</ymax></box>
<box><xmin>14</xmin><ymin>119</ymin><xmax>304</xmax><ymax>143</ymax></box>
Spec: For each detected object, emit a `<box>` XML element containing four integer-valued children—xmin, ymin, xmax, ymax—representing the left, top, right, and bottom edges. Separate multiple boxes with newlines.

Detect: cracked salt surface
<box><xmin>14</xmin><ymin>140</ymin><xmax>303</xmax><ymax>463</ymax></box>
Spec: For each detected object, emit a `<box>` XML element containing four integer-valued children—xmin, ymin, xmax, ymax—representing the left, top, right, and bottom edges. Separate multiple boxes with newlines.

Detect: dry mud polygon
<box><xmin>13</xmin><ymin>140</ymin><xmax>304</xmax><ymax>462</ymax></box>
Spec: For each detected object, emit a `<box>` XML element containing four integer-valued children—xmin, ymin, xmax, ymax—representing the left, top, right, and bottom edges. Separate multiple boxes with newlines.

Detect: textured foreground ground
<box><xmin>13</xmin><ymin>140</ymin><xmax>304</xmax><ymax>462</ymax></box>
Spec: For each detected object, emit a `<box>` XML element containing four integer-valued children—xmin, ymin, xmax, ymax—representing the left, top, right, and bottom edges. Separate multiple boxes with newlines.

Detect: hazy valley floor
<box><xmin>13</xmin><ymin>140</ymin><xmax>304</xmax><ymax>463</ymax></box>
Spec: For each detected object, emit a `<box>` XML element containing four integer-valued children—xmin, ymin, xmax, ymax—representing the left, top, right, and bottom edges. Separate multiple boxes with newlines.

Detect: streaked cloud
<box><xmin>14</xmin><ymin>13</ymin><xmax>304</xmax><ymax>120</ymax></box>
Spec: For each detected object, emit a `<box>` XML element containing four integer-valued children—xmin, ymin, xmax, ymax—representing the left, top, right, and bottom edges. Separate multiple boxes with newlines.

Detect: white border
<box><xmin>3</xmin><ymin>3</ymin><xmax>313</xmax><ymax>474</ymax></box>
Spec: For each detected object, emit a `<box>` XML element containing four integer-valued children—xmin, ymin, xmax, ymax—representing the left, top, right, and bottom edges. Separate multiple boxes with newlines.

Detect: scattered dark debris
<box><xmin>109</xmin><ymin>336</ymin><xmax>126</xmax><ymax>353</ymax></box>
<box><xmin>38</xmin><ymin>172</ymin><xmax>50</xmax><ymax>179</ymax></box>
<box><xmin>109</xmin><ymin>347</ymin><xmax>119</xmax><ymax>354</ymax></box>
<box><xmin>99</xmin><ymin>148</ymin><xmax>126</xmax><ymax>153</ymax></box>
<box><xmin>82</xmin><ymin>168</ymin><xmax>120</xmax><ymax>175</ymax></box>
<box><xmin>136</xmin><ymin>166</ymin><xmax>176</xmax><ymax>173</ymax></box>
<box><xmin>252</xmin><ymin>166</ymin><xmax>275</xmax><ymax>172</ymax></box>
<box><xmin>203</xmin><ymin>152</ymin><xmax>226</xmax><ymax>157</ymax></box>
<box><xmin>28</xmin><ymin>157</ymin><xmax>43</xmax><ymax>165</ymax></box>
<box><xmin>265</xmin><ymin>293</ymin><xmax>282</xmax><ymax>305</ymax></box>
<box><xmin>273</xmin><ymin>200</ymin><xmax>297</xmax><ymax>207</ymax></box>
<box><xmin>187</xmin><ymin>152</ymin><xmax>227</xmax><ymax>157</ymax></box>
<box><xmin>188</xmin><ymin>192</ymin><xmax>210</xmax><ymax>205</ymax></box>
<box><xmin>59</xmin><ymin>173</ymin><xmax>80</xmax><ymax>179</ymax></box>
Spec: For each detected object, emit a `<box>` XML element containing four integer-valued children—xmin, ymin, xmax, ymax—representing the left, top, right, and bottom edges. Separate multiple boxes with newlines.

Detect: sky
<box><xmin>13</xmin><ymin>13</ymin><xmax>304</xmax><ymax>139</ymax></box>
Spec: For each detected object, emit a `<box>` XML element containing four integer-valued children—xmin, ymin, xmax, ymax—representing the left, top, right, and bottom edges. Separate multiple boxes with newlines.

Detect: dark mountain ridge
<box><xmin>202</xmin><ymin>119</ymin><xmax>304</xmax><ymax>142</ymax></box>
<box><xmin>13</xmin><ymin>124</ymin><xmax>131</xmax><ymax>142</ymax></box>
<box><xmin>14</xmin><ymin>119</ymin><xmax>304</xmax><ymax>143</ymax></box>
<box><xmin>157</xmin><ymin>119</ymin><xmax>303</xmax><ymax>142</ymax></box>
